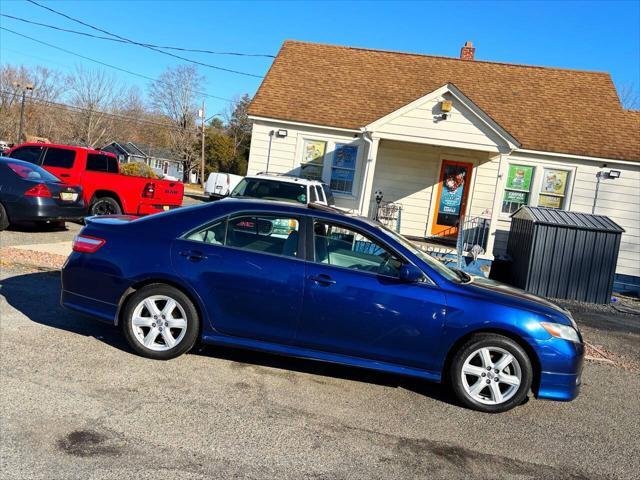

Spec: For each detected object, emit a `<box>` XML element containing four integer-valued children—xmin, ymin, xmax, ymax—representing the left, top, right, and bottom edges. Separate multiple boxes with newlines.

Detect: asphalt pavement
<box><xmin>1</xmin><ymin>266</ymin><xmax>639</xmax><ymax>480</ymax></box>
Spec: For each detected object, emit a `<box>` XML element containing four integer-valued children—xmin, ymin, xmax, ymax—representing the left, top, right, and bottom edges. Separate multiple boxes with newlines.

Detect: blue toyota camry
<box><xmin>61</xmin><ymin>199</ymin><xmax>584</xmax><ymax>413</ymax></box>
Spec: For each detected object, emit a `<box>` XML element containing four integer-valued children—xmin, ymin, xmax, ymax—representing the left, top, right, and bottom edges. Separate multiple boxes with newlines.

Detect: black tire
<box><xmin>122</xmin><ymin>284</ymin><xmax>199</xmax><ymax>360</ymax></box>
<box><xmin>0</xmin><ymin>202</ymin><xmax>9</xmax><ymax>231</ymax></box>
<box><xmin>449</xmin><ymin>333</ymin><xmax>533</xmax><ymax>413</ymax></box>
<box><xmin>90</xmin><ymin>196</ymin><xmax>122</xmax><ymax>216</ymax></box>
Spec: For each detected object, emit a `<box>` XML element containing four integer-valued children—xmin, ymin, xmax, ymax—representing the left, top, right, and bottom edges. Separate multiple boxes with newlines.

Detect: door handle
<box><xmin>59</xmin><ymin>173</ymin><xmax>71</xmax><ymax>178</ymax></box>
<box><xmin>179</xmin><ymin>250</ymin><xmax>208</xmax><ymax>261</ymax></box>
<box><xmin>308</xmin><ymin>274</ymin><xmax>336</xmax><ymax>286</ymax></box>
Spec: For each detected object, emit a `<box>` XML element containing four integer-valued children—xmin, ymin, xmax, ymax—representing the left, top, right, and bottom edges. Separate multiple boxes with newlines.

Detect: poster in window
<box><xmin>437</xmin><ymin>164</ymin><xmax>467</xmax><ymax>225</ymax></box>
<box><xmin>541</xmin><ymin>169</ymin><xmax>568</xmax><ymax>196</ymax></box>
<box><xmin>332</xmin><ymin>144</ymin><xmax>357</xmax><ymax>169</ymax></box>
<box><xmin>303</xmin><ymin>140</ymin><xmax>325</xmax><ymax>165</ymax></box>
<box><xmin>539</xmin><ymin>194</ymin><xmax>563</xmax><ymax>209</ymax></box>
<box><xmin>505</xmin><ymin>165</ymin><xmax>534</xmax><ymax>191</ymax></box>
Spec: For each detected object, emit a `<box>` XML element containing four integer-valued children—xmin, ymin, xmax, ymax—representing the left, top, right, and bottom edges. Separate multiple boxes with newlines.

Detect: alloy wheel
<box><xmin>131</xmin><ymin>295</ymin><xmax>188</xmax><ymax>352</ymax></box>
<box><xmin>460</xmin><ymin>346</ymin><xmax>522</xmax><ymax>405</ymax></box>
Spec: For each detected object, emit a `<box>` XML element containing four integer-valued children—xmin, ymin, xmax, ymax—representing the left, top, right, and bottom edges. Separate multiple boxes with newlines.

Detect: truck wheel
<box><xmin>90</xmin><ymin>197</ymin><xmax>122</xmax><ymax>216</ymax></box>
<box><xmin>0</xmin><ymin>203</ymin><xmax>9</xmax><ymax>231</ymax></box>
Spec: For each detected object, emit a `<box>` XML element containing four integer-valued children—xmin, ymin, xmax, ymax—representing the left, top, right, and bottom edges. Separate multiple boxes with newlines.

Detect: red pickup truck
<box><xmin>6</xmin><ymin>143</ymin><xmax>184</xmax><ymax>216</ymax></box>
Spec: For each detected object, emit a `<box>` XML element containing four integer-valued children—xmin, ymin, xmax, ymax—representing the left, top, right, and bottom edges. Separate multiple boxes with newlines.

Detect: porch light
<box><xmin>604</xmin><ymin>170</ymin><xmax>621</xmax><ymax>179</ymax></box>
<box><xmin>440</xmin><ymin>100</ymin><xmax>452</xmax><ymax>112</ymax></box>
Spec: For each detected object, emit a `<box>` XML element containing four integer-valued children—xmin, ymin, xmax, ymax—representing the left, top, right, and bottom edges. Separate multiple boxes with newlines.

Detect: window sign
<box><xmin>539</xmin><ymin>168</ymin><xmax>569</xmax><ymax>209</ymax></box>
<box><xmin>502</xmin><ymin>164</ymin><xmax>534</xmax><ymax>214</ymax></box>
<box><xmin>300</xmin><ymin>140</ymin><xmax>326</xmax><ymax>180</ymax></box>
<box><xmin>330</xmin><ymin>144</ymin><xmax>358</xmax><ymax>194</ymax></box>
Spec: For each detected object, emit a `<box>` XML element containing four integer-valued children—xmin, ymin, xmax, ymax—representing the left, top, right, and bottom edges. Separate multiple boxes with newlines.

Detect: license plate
<box><xmin>163</xmin><ymin>205</ymin><xmax>170</xmax><ymax>211</ymax></box>
<box><xmin>60</xmin><ymin>192</ymin><xmax>78</xmax><ymax>201</ymax></box>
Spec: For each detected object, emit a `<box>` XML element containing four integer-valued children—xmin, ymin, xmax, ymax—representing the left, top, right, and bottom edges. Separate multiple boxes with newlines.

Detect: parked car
<box><xmin>61</xmin><ymin>199</ymin><xmax>584</xmax><ymax>413</ymax></box>
<box><xmin>0</xmin><ymin>157</ymin><xmax>85</xmax><ymax>230</ymax></box>
<box><xmin>0</xmin><ymin>140</ymin><xmax>11</xmax><ymax>154</ymax></box>
<box><xmin>5</xmin><ymin>143</ymin><xmax>184</xmax><ymax>216</ymax></box>
<box><xmin>205</xmin><ymin>172</ymin><xmax>244</xmax><ymax>200</ymax></box>
<box><xmin>230</xmin><ymin>173</ymin><xmax>335</xmax><ymax>206</ymax></box>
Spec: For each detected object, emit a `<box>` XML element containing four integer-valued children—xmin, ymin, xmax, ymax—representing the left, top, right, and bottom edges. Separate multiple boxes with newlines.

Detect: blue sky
<box><xmin>1</xmin><ymin>0</ymin><xmax>638</xmax><ymax>115</ymax></box>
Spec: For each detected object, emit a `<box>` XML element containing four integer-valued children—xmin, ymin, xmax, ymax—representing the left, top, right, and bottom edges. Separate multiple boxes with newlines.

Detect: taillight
<box><xmin>72</xmin><ymin>235</ymin><xmax>106</xmax><ymax>253</ymax></box>
<box><xmin>24</xmin><ymin>184</ymin><xmax>52</xmax><ymax>197</ymax></box>
<box><xmin>143</xmin><ymin>182</ymin><xmax>155</xmax><ymax>198</ymax></box>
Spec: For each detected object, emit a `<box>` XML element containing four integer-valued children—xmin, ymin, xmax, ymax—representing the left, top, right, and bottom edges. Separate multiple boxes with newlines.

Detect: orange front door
<box><xmin>431</xmin><ymin>160</ymin><xmax>473</xmax><ymax>236</ymax></box>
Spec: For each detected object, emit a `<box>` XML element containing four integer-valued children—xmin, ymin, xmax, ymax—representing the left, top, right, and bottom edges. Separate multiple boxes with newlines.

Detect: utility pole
<box><xmin>200</xmin><ymin>99</ymin><xmax>206</xmax><ymax>188</ymax></box>
<box><xmin>13</xmin><ymin>81</ymin><xmax>34</xmax><ymax>144</ymax></box>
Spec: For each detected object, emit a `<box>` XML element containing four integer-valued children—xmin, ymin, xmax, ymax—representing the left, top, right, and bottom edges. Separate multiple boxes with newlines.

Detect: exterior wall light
<box><xmin>276</xmin><ymin>129</ymin><xmax>288</xmax><ymax>138</ymax></box>
<box><xmin>604</xmin><ymin>170</ymin><xmax>621</xmax><ymax>179</ymax></box>
<box><xmin>592</xmin><ymin>167</ymin><xmax>622</xmax><ymax>214</ymax></box>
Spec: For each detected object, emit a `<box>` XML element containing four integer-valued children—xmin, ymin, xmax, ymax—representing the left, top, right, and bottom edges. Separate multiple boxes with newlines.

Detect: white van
<box><xmin>205</xmin><ymin>172</ymin><xmax>244</xmax><ymax>199</ymax></box>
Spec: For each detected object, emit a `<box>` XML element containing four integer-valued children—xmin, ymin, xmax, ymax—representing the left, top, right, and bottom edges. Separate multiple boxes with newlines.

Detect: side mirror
<box><xmin>399</xmin><ymin>264</ymin><xmax>425</xmax><ymax>283</ymax></box>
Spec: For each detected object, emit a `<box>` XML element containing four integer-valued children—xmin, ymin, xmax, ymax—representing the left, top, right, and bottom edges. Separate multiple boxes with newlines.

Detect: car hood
<box><xmin>462</xmin><ymin>275</ymin><xmax>572</xmax><ymax>322</ymax></box>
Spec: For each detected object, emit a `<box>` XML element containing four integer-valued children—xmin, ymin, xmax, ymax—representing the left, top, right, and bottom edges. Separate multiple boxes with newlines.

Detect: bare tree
<box><xmin>66</xmin><ymin>66</ymin><xmax>124</xmax><ymax>147</ymax></box>
<box><xmin>148</xmin><ymin>65</ymin><xmax>204</xmax><ymax>181</ymax></box>
<box><xmin>618</xmin><ymin>84</ymin><xmax>640</xmax><ymax>110</ymax></box>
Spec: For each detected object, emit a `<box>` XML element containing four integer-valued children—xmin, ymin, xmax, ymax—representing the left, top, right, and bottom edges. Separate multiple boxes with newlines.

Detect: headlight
<box><xmin>540</xmin><ymin>322</ymin><xmax>581</xmax><ymax>343</ymax></box>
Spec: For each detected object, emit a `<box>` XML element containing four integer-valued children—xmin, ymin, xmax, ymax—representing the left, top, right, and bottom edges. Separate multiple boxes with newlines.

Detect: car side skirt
<box><xmin>202</xmin><ymin>333</ymin><xmax>443</xmax><ymax>383</ymax></box>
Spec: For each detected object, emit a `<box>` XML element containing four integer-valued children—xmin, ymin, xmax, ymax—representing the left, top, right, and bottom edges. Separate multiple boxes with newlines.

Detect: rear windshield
<box><xmin>230</xmin><ymin>178</ymin><xmax>307</xmax><ymax>204</ymax></box>
<box><xmin>5</xmin><ymin>161</ymin><xmax>61</xmax><ymax>183</ymax></box>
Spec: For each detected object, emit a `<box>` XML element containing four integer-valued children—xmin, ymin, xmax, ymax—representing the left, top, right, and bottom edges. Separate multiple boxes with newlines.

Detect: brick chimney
<box><xmin>460</xmin><ymin>41</ymin><xmax>475</xmax><ymax>61</ymax></box>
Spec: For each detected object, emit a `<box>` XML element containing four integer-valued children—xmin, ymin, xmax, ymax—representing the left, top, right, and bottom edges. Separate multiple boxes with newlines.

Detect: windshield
<box><xmin>230</xmin><ymin>178</ymin><xmax>307</xmax><ymax>204</ymax></box>
<box><xmin>381</xmin><ymin>225</ymin><xmax>465</xmax><ymax>283</ymax></box>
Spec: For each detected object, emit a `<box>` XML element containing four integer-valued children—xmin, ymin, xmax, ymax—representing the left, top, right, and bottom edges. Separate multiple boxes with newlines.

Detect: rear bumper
<box><xmin>60</xmin><ymin>289</ymin><xmax>118</xmax><ymax>324</ymax></box>
<box><xmin>6</xmin><ymin>198</ymin><xmax>86</xmax><ymax>222</ymax></box>
<box><xmin>136</xmin><ymin>203</ymin><xmax>181</xmax><ymax>215</ymax></box>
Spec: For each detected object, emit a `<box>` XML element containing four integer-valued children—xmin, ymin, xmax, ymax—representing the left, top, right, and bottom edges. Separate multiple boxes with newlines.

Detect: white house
<box><xmin>246</xmin><ymin>40</ymin><xmax>640</xmax><ymax>294</ymax></box>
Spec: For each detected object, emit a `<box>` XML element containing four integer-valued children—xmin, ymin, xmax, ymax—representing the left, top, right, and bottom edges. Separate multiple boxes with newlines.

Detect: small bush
<box><xmin>119</xmin><ymin>161</ymin><xmax>159</xmax><ymax>179</ymax></box>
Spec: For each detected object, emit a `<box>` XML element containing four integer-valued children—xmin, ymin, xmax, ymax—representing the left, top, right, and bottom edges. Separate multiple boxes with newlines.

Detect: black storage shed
<box><xmin>506</xmin><ymin>206</ymin><xmax>624</xmax><ymax>304</ymax></box>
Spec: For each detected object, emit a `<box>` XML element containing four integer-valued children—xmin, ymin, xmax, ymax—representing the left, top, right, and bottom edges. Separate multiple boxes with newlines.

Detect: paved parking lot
<box><xmin>1</xmin><ymin>261</ymin><xmax>639</xmax><ymax>479</ymax></box>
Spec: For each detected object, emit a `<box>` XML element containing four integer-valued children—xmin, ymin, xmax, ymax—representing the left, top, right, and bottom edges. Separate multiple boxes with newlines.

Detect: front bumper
<box><xmin>534</xmin><ymin>337</ymin><xmax>585</xmax><ymax>401</ymax></box>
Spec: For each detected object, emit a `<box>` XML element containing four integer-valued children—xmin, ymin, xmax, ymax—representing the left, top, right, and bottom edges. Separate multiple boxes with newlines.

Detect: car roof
<box><xmin>10</xmin><ymin>142</ymin><xmax>115</xmax><ymax>156</ymax></box>
<box><xmin>245</xmin><ymin>173</ymin><xmax>325</xmax><ymax>185</ymax></box>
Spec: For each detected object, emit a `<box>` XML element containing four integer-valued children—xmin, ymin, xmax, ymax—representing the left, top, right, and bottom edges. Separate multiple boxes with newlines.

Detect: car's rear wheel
<box><xmin>122</xmin><ymin>285</ymin><xmax>199</xmax><ymax>360</ymax></box>
<box><xmin>0</xmin><ymin>203</ymin><xmax>9</xmax><ymax>231</ymax></box>
<box><xmin>450</xmin><ymin>334</ymin><xmax>532</xmax><ymax>413</ymax></box>
<box><xmin>90</xmin><ymin>197</ymin><xmax>122</xmax><ymax>216</ymax></box>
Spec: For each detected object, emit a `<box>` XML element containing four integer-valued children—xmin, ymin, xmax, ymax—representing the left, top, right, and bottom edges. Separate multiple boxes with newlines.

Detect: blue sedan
<box><xmin>61</xmin><ymin>199</ymin><xmax>584</xmax><ymax>413</ymax></box>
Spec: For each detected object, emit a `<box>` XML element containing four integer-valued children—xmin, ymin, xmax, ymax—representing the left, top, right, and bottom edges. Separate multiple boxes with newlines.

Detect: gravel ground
<box><xmin>1</xmin><ymin>266</ymin><xmax>639</xmax><ymax>480</ymax></box>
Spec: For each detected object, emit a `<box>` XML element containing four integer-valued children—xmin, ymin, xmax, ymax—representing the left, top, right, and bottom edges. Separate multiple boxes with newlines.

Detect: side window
<box><xmin>309</xmin><ymin>186</ymin><xmax>318</xmax><ymax>203</ymax></box>
<box><xmin>8</xmin><ymin>146</ymin><xmax>43</xmax><ymax>164</ymax></box>
<box><xmin>42</xmin><ymin>148</ymin><xmax>76</xmax><ymax>169</ymax></box>
<box><xmin>315</xmin><ymin>186</ymin><xmax>324</xmax><ymax>203</ymax></box>
<box><xmin>87</xmin><ymin>154</ymin><xmax>109</xmax><ymax>172</ymax></box>
<box><xmin>107</xmin><ymin>156</ymin><xmax>119</xmax><ymax>173</ymax></box>
<box><xmin>322</xmin><ymin>184</ymin><xmax>336</xmax><ymax>206</ymax></box>
<box><xmin>186</xmin><ymin>215</ymin><xmax>301</xmax><ymax>258</ymax></box>
<box><xmin>313</xmin><ymin>221</ymin><xmax>403</xmax><ymax>277</ymax></box>
<box><xmin>227</xmin><ymin>215</ymin><xmax>300</xmax><ymax>258</ymax></box>
<box><xmin>186</xmin><ymin>219</ymin><xmax>227</xmax><ymax>245</ymax></box>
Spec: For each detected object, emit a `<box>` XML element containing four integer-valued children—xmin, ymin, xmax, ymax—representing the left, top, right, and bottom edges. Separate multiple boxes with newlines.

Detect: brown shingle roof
<box><xmin>249</xmin><ymin>40</ymin><xmax>640</xmax><ymax>162</ymax></box>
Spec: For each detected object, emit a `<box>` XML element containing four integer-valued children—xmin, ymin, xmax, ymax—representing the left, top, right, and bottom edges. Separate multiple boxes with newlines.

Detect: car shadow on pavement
<box><xmin>0</xmin><ymin>271</ymin><xmax>132</xmax><ymax>354</ymax></box>
<box><xmin>1</xmin><ymin>271</ymin><xmax>459</xmax><ymax>407</ymax></box>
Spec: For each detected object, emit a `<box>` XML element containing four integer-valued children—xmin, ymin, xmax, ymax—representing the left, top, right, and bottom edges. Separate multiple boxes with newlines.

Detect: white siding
<box><xmin>492</xmin><ymin>152</ymin><xmax>640</xmax><ymax>278</ymax></box>
<box><xmin>374</xmin><ymin>91</ymin><xmax>508</xmax><ymax>152</ymax></box>
<box><xmin>247</xmin><ymin>120</ymin><xmax>365</xmax><ymax>210</ymax></box>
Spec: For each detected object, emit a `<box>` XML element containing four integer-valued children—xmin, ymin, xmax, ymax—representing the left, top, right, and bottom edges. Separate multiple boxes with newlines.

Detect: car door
<box><xmin>171</xmin><ymin>211</ymin><xmax>306</xmax><ymax>345</ymax></box>
<box><xmin>295</xmin><ymin>219</ymin><xmax>447</xmax><ymax>372</ymax></box>
<box><xmin>41</xmin><ymin>147</ymin><xmax>78</xmax><ymax>183</ymax></box>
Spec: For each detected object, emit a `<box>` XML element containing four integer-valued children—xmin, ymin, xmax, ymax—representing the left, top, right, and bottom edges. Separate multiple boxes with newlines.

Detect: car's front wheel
<box><xmin>450</xmin><ymin>334</ymin><xmax>533</xmax><ymax>413</ymax></box>
<box><xmin>122</xmin><ymin>285</ymin><xmax>199</xmax><ymax>360</ymax></box>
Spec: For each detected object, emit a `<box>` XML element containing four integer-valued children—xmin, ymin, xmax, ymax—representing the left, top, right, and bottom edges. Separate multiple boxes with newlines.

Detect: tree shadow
<box><xmin>1</xmin><ymin>271</ymin><xmax>460</xmax><ymax>407</ymax></box>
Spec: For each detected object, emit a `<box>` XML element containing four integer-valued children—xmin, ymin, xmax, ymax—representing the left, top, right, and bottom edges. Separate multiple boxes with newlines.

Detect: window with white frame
<box><xmin>300</xmin><ymin>140</ymin><xmax>326</xmax><ymax>180</ymax></box>
<box><xmin>330</xmin><ymin>144</ymin><xmax>358</xmax><ymax>194</ymax></box>
<box><xmin>502</xmin><ymin>164</ymin><xmax>535</xmax><ymax>214</ymax></box>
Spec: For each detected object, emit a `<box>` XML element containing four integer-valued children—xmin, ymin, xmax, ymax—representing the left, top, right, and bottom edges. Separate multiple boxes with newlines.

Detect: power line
<box><xmin>0</xmin><ymin>13</ymin><xmax>275</xmax><ymax>58</ymax></box>
<box><xmin>0</xmin><ymin>88</ymin><xmax>205</xmax><ymax>133</ymax></box>
<box><xmin>25</xmin><ymin>0</ymin><xmax>264</xmax><ymax>78</ymax></box>
<box><xmin>0</xmin><ymin>26</ymin><xmax>234</xmax><ymax>103</ymax></box>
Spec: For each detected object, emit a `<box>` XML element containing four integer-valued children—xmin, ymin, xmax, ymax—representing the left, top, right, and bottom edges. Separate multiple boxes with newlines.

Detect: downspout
<box><xmin>358</xmin><ymin>128</ymin><xmax>373</xmax><ymax>215</ymax></box>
